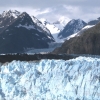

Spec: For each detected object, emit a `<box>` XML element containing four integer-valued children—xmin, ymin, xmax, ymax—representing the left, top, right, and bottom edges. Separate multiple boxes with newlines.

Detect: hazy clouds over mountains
<box><xmin>0</xmin><ymin>0</ymin><xmax>100</xmax><ymax>23</ymax></box>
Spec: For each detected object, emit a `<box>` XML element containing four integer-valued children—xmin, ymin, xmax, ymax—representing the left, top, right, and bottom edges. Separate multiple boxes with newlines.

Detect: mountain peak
<box><xmin>58</xmin><ymin>19</ymin><xmax>87</xmax><ymax>39</ymax></box>
<box><xmin>69</xmin><ymin>19</ymin><xmax>85</xmax><ymax>25</ymax></box>
<box><xmin>1</xmin><ymin>10</ymin><xmax>21</xmax><ymax>18</ymax></box>
<box><xmin>0</xmin><ymin>10</ymin><xmax>55</xmax><ymax>53</ymax></box>
<box><xmin>21</xmin><ymin>12</ymin><xmax>28</xmax><ymax>16</ymax></box>
<box><xmin>19</xmin><ymin>12</ymin><xmax>31</xmax><ymax>19</ymax></box>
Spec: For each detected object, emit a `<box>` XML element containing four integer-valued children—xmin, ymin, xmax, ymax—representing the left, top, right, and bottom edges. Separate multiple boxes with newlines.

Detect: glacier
<box><xmin>0</xmin><ymin>57</ymin><xmax>100</xmax><ymax>100</ymax></box>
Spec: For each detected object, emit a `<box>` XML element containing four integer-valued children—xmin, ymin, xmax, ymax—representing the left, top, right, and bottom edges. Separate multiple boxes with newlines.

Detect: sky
<box><xmin>0</xmin><ymin>0</ymin><xmax>100</xmax><ymax>23</ymax></box>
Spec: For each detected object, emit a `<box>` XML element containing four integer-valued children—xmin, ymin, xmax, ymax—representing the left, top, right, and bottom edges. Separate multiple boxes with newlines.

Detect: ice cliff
<box><xmin>0</xmin><ymin>57</ymin><xmax>100</xmax><ymax>100</ymax></box>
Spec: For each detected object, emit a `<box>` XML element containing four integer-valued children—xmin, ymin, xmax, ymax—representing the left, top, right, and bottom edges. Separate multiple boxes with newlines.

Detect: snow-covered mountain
<box><xmin>40</xmin><ymin>18</ymin><xmax>60</xmax><ymax>34</ymax></box>
<box><xmin>0</xmin><ymin>57</ymin><xmax>100</xmax><ymax>100</ymax></box>
<box><xmin>40</xmin><ymin>18</ymin><xmax>62</xmax><ymax>42</ymax></box>
<box><xmin>58</xmin><ymin>19</ymin><xmax>87</xmax><ymax>39</ymax></box>
<box><xmin>1</xmin><ymin>10</ymin><xmax>21</xmax><ymax>18</ymax></box>
<box><xmin>53</xmin><ymin>16</ymin><xmax>71</xmax><ymax>30</ymax></box>
<box><xmin>0</xmin><ymin>10</ymin><xmax>55</xmax><ymax>53</ymax></box>
<box><xmin>31</xmin><ymin>16</ymin><xmax>51</xmax><ymax>35</ymax></box>
<box><xmin>39</xmin><ymin>19</ymin><xmax>88</xmax><ymax>43</ymax></box>
<box><xmin>40</xmin><ymin>18</ymin><xmax>71</xmax><ymax>43</ymax></box>
<box><xmin>0</xmin><ymin>10</ymin><xmax>21</xmax><ymax>33</ymax></box>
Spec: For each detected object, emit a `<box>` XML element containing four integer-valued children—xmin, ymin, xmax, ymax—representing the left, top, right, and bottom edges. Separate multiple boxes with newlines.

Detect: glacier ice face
<box><xmin>0</xmin><ymin>57</ymin><xmax>100</xmax><ymax>100</ymax></box>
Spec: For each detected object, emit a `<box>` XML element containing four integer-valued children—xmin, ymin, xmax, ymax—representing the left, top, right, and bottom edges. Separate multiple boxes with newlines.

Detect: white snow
<box><xmin>66</xmin><ymin>25</ymin><xmax>95</xmax><ymax>40</ymax></box>
<box><xmin>82</xmin><ymin>25</ymin><xmax>94</xmax><ymax>29</ymax></box>
<box><xmin>2</xmin><ymin>38</ymin><xmax>5</xmax><ymax>39</ymax></box>
<box><xmin>45</xmin><ymin>23</ymin><xmax>62</xmax><ymax>42</ymax></box>
<box><xmin>57</xmin><ymin>16</ymin><xmax>71</xmax><ymax>29</ymax></box>
<box><xmin>0</xmin><ymin>26</ymin><xmax>4</xmax><ymax>28</ymax></box>
<box><xmin>67</xmin><ymin>32</ymin><xmax>79</xmax><ymax>40</ymax></box>
<box><xmin>2</xmin><ymin>10</ymin><xmax>21</xmax><ymax>18</ymax></box>
<box><xmin>16</xmin><ymin>24</ymin><xmax>35</xmax><ymax>30</ymax></box>
<box><xmin>35</xmin><ymin>34</ymin><xmax>39</xmax><ymax>36</ymax></box>
<box><xmin>40</xmin><ymin>18</ymin><xmax>64</xmax><ymax>42</ymax></box>
<box><xmin>40</xmin><ymin>17</ymin><xmax>70</xmax><ymax>31</ymax></box>
<box><xmin>6</xmin><ymin>30</ymin><xmax>9</xmax><ymax>32</ymax></box>
<box><xmin>45</xmin><ymin>23</ymin><xmax>60</xmax><ymax>34</ymax></box>
<box><xmin>0</xmin><ymin>57</ymin><xmax>100</xmax><ymax>100</ymax></box>
<box><xmin>31</xmin><ymin>17</ymin><xmax>50</xmax><ymax>35</ymax></box>
<box><xmin>0</xmin><ymin>21</ymin><xmax>2</xmax><ymax>24</ymax></box>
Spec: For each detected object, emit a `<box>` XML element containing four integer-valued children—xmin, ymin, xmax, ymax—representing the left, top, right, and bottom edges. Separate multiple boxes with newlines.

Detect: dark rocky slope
<box><xmin>52</xmin><ymin>22</ymin><xmax>100</xmax><ymax>55</ymax></box>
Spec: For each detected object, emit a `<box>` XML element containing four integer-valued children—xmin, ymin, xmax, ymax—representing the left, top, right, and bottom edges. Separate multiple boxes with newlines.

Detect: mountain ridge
<box><xmin>0</xmin><ymin>10</ymin><xmax>55</xmax><ymax>53</ymax></box>
<box><xmin>58</xmin><ymin>19</ymin><xmax>87</xmax><ymax>39</ymax></box>
<box><xmin>52</xmin><ymin>22</ymin><xmax>100</xmax><ymax>55</ymax></box>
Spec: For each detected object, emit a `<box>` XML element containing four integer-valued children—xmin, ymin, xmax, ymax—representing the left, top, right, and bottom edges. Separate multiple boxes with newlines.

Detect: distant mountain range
<box><xmin>40</xmin><ymin>19</ymin><xmax>88</xmax><ymax>42</ymax></box>
<box><xmin>41</xmin><ymin>17</ymin><xmax>100</xmax><ymax>43</ymax></box>
<box><xmin>0</xmin><ymin>10</ymin><xmax>55</xmax><ymax>53</ymax></box>
<box><xmin>0</xmin><ymin>10</ymin><xmax>100</xmax><ymax>54</ymax></box>
<box><xmin>88</xmin><ymin>17</ymin><xmax>100</xmax><ymax>25</ymax></box>
<box><xmin>58</xmin><ymin>19</ymin><xmax>87</xmax><ymax>39</ymax></box>
<box><xmin>40</xmin><ymin>18</ymin><xmax>87</xmax><ymax>42</ymax></box>
<box><xmin>52</xmin><ymin>21</ymin><xmax>100</xmax><ymax>55</ymax></box>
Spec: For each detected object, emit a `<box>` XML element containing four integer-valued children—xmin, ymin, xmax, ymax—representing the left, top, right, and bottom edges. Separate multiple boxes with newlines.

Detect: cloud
<box><xmin>34</xmin><ymin>8</ymin><xmax>52</xmax><ymax>16</ymax></box>
<box><xmin>0</xmin><ymin>0</ymin><xmax>100</xmax><ymax>9</ymax></box>
<box><xmin>0</xmin><ymin>0</ymin><xmax>100</xmax><ymax>23</ymax></box>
